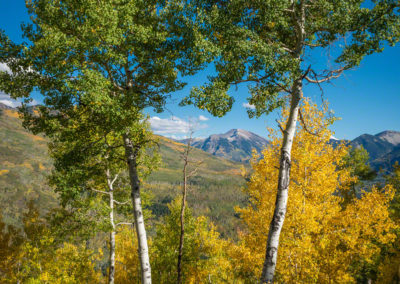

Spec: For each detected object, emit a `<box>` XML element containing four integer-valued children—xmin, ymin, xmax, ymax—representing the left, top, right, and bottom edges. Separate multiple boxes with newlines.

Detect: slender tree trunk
<box><xmin>177</xmin><ymin>142</ymin><xmax>190</xmax><ymax>284</ymax></box>
<box><xmin>123</xmin><ymin>134</ymin><xmax>152</xmax><ymax>284</ymax></box>
<box><xmin>109</xmin><ymin>227</ymin><xmax>116</xmax><ymax>284</ymax></box>
<box><xmin>107</xmin><ymin>169</ymin><xmax>116</xmax><ymax>284</ymax></box>
<box><xmin>260</xmin><ymin>80</ymin><xmax>302</xmax><ymax>283</ymax></box>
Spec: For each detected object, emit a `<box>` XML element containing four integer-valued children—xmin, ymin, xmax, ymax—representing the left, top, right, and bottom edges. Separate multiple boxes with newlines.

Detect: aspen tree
<box><xmin>183</xmin><ymin>1</ymin><xmax>400</xmax><ymax>281</ymax></box>
<box><xmin>0</xmin><ymin>1</ymin><xmax>211</xmax><ymax>282</ymax></box>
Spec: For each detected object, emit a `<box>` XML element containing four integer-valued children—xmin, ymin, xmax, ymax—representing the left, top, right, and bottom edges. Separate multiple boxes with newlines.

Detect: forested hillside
<box><xmin>0</xmin><ymin>105</ymin><xmax>55</xmax><ymax>225</ymax></box>
<box><xmin>0</xmin><ymin>106</ymin><xmax>246</xmax><ymax>237</ymax></box>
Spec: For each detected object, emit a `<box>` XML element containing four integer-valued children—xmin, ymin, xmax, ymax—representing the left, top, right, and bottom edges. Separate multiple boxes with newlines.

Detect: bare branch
<box><xmin>302</xmin><ymin>65</ymin><xmax>312</xmax><ymax>79</ymax></box>
<box><xmin>114</xmin><ymin>199</ymin><xmax>130</xmax><ymax>205</ymax></box>
<box><xmin>90</xmin><ymin>188</ymin><xmax>110</xmax><ymax>195</ymax></box>
<box><xmin>273</xmin><ymin>79</ymin><xmax>292</xmax><ymax>93</ymax></box>
<box><xmin>299</xmin><ymin>110</ymin><xmax>320</xmax><ymax>136</ymax></box>
<box><xmin>276</xmin><ymin>119</ymin><xmax>285</xmax><ymax>134</ymax></box>
<box><xmin>116</xmin><ymin>222</ymin><xmax>133</xmax><ymax>226</ymax></box>
<box><xmin>305</xmin><ymin>67</ymin><xmax>346</xmax><ymax>84</ymax></box>
<box><xmin>111</xmin><ymin>174</ymin><xmax>119</xmax><ymax>187</ymax></box>
<box><xmin>280</xmin><ymin>46</ymin><xmax>295</xmax><ymax>54</ymax></box>
<box><xmin>187</xmin><ymin>162</ymin><xmax>203</xmax><ymax>179</ymax></box>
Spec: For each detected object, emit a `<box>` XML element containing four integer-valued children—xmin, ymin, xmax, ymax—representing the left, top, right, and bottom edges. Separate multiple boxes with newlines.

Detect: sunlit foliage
<box><xmin>0</xmin><ymin>202</ymin><xmax>102</xmax><ymax>283</ymax></box>
<box><xmin>230</xmin><ymin>100</ymin><xmax>397</xmax><ymax>283</ymax></box>
<box><xmin>152</xmin><ymin>199</ymin><xmax>232</xmax><ymax>283</ymax></box>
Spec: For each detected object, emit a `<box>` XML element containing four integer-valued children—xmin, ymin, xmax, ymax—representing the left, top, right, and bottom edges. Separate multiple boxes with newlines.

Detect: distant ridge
<box><xmin>2</xmin><ymin>101</ymin><xmax>399</xmax><ymax>169</ymax></box>
<box><xmin>179</xmin><ymin>129</ymin><xmax>269</xmax><ymax>162</ymax></box>
<box><xmin>181</xmin><ymin>128</ymin><xmax>400</xmax><ymax>169</ymax></box>
<box><xmin>350</xmin><ymin>130</ymin><xmax>400</xmax><ymax>170</ymax></box>
<box><xmin>0</xmin><ymin>102</ymin><xmax>14</xmax><ymax>110</ymax></box>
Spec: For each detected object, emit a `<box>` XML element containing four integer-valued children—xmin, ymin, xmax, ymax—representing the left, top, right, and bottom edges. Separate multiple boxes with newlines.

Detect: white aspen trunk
<box><xmin>109</xmin><ymin>226</ymin><xmax>116</xmax><ymax>284</ymax></box>
<box><xmin>107</xmin><ymin>170</ymin><xmax>116</xmax><ymax>284</ymax></box>
<box><xmin>260</xmin><ymin>80</ymin><xmax>302</xmax><ymax>283</ymax></box>
<box><xmin>123</xmin><ymin>134</ymin><xmax>152</xmax><ymax>284</ymax></box>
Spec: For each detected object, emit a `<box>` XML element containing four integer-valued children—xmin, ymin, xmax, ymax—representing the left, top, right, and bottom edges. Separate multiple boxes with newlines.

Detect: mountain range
<box><xmin>180</xmin><ymin>128</ymin><xmax>400</xmax><ymax>170</ymax></box>
<box><xmin>179</xmin><ymin>129</ymin><xmax>269</xmax><ymax>162</ymax></box>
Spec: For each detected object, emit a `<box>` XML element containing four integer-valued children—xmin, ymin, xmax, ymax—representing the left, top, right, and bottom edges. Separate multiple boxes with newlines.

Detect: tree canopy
<box><xmin>230</xmin><ymin>100</ymin><xmax>397</xmax><ymax>283</ymax></box>
<box><xmin>182</xmin><ymin>0</ymin><xmax>400</xmax><ymax>117</ymax></box>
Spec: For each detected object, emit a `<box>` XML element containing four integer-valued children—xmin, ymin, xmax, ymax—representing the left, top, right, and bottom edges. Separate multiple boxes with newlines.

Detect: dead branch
<box><xmin>299</xmin><ymin>110</ymin><xmax>320</xmax><ymax>136</ymax></box>
<box><xmin>113</xmin><ymin>199</ymin><xmax>130</xmax><ymax>205</ymax></box>
<box><xmin>305</xmin><ymin>67</ymin><xmax>346</xmax><ymax>84</ymax></box>
<box><xmin>90</xmin><ymin>188</ymin><xmax>111</xmax><ymax>195</ymax></box>
<box><xmin>116</xmin><ymin>222</ymin><xmax>133</xmax><ymax>226</ymax></box>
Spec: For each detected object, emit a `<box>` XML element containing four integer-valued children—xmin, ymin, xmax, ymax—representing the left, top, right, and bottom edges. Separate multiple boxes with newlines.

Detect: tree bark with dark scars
<box><xmin>261</xmin><ymin>81</ymin><xmax>302</xmax><ymax>283</ymax></box>
<box><xmin>123</xmin><ymin>134</ymin><xmax>151</xmax><ymax>284</ymax></box>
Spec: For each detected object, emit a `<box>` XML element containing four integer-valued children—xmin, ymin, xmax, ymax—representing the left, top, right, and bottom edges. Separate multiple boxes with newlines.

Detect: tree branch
<box><xmin>276</xmin><ymin>119</ymin><xmax>285</xmax><ymax>134</ymax></box>
<box><xmin>116</xmin><ymin>222</ymin><xmax>133</xmax><ymax>226</ymax></box>
<box><xmin>305</xmin><ymin>67</ymin><xmax>346</xmax><ymax>84</ymax></box>
<box><xmin>90</xmin><ymin>188</ymin><xmax>110</xmax><ymax>195</ymax></box>
<box><xmin>299</xmin><ymin>110</ymin><xmax>320</xmax><ymax>136</ymax></box>
<box><xmin>114</xmin><ymin>199</ymin><xmax>130</xmax><ymax>205</ymax></box>
<box><xmin>101</xmin><ymin>60</ymin><xmax>124</xmax><ymax>92</ymax></box>
<box><xmin>110</xmin><ymin>174</ymin><xmax>119</xmax><ymax>187</ymax></box>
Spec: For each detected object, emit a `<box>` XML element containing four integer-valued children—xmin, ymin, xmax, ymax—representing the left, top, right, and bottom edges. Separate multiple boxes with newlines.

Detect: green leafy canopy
<box><xmin>181</xmin><ymin>0</ymin><xmax>400</xmax><ymax>117</ymax></box>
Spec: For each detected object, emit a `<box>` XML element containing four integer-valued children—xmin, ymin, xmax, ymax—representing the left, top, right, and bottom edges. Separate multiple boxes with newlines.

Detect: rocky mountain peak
<box><xmin>180</xmin><ymin>129</ymin><xmax>269</xmax><ymax>163</ymax></box>
<box><xmin>219</xmin><ymin>129</ymin><xmax>261</xmax><ymax>141</ymax></box>
<box><xmin>375</xmin><ymin>130</ymin><xmax>400</xmax><ymax>146</ymax></box>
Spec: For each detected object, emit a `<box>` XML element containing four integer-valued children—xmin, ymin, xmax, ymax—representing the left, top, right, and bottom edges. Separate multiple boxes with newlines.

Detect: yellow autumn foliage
<box><xmin>152</xmin><ymin>199</ymin><xmax>232</xmax><ymax>283</ymax></box>
<box><xmin>0</xmin><ymin>203</ymin><xmax>102</xmax><ymax>284</ymax></box>
<box><xmin>230</xmin><ymin>99</ymin><xmax>397</xmax><ymax>283</ymax></box>
<box><xmin>3</xmin><ymin>109</ymin><xmax>19</xmax><ymax>118</ymax></box>
<box><xmin>17</xmin><ymin>239</ymin><xmax>102</xmax><ymax>284</ymax></box>
<box><xmin>114</xmin><ymin>226</ymin><xmax>142</xmax><ymax>283</ymax></box>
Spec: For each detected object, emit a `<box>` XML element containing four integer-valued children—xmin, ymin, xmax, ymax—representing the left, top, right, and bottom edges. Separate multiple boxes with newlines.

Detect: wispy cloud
<box><xmin>198</xmin><ymin>115</ymin><xmax>209</xmax><ymax>121</ymax></box>
<box><xmin>0</xmin><ymin>93</ymin><xmax>20</xmax><ymax>108</ymax></box>
<box><xmin>0</xmin><ymin>63</ymin><xmax>11</xmax><ymax>74</ymax></box>
<box><xmin>0</xmin><ymin>63</ymin><xmax>19</xmax><ymax>108</ymax></box>
<box><xmin>242</xmin><ymin>102</ymin><xmax>256</xmax><ymax>110</ymax></box>
<box><xmin>0</xmin><ymin>93</ymin><xmax>39</xmax><ymax>108</ymax></box>
<box><xmin>149</xmin><ymin>116</ymin><xmax>208</xmax><ymax>137</ymax></box>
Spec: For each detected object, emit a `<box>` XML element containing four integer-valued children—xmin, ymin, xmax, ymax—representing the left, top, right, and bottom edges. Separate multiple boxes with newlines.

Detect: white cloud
<box><xmin>149</xmin><ymin>116</ymin><xmax>190</xmax><ymax>135</ymax></box>
<box><xmin>198</xmin><ymin>115</ymin><xmax>209</xmax><ymax>121</ymax></box>
<box><xmin>330</xmin><ymin>135</ymin><xmax>339</xmax><ymax>141</ymax></box>
<box><xmin>242</xmin><ymin>102</ymin><xmax>256</xmax><ymax>110</ymax></box>
<box><xmin>0</xmin><ymin>92</ymin><xmax>39</xmax><ymax>108</ymax></box>
<box><xmin>167</xmin><ymin>134</ymin><xmax>188</xmax><ymax>140</ymax></box>
<box><xmin>0</xmin><ymin>93</ymin><xmax>20</xmax><ymax>108</ymax></box>
<box><xmin>0</xmin><ymin>99</ymin><xmax>20</xmax><ymax>108</ymax></box>
<box><xmin>149</xmin><ymin>116</ymin><xmax>208</xmax><ymax>136</ymax></box>
<box><xmin>0</xmin><ymin>63</ymin><xmax>11</xmax><ymax>74</ymax></box>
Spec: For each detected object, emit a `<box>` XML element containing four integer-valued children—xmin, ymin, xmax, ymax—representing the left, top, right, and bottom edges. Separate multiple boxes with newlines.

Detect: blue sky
<box><xmin>1</xmin><ymin>1</ymin><xmax>399</xmax><ymax>140</ymax></box>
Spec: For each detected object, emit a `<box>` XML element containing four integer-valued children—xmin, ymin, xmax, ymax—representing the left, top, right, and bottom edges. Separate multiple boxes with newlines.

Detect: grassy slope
<box><xmin>0</xmin><ymin>109</ymin><xmax>246</xmax><ymax>237</ymax></box>
<box><xmin>0</xmin><ymin>108</ymin><xmax>55</xmax><ymax>225</ymax></box>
